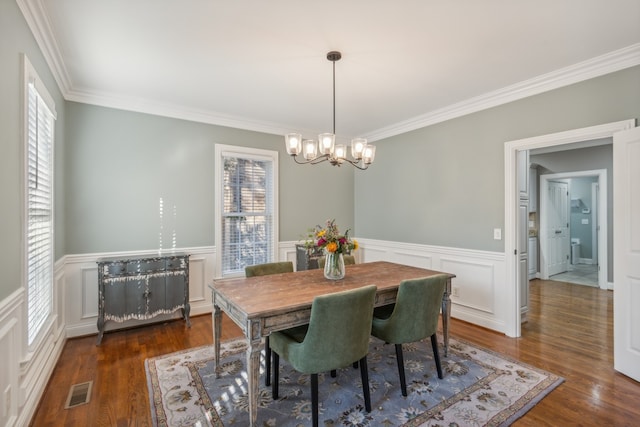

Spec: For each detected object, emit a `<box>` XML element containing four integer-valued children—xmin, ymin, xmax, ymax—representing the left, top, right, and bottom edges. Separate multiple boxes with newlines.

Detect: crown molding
<box><xmin>64</xmin><ymin>88</ymin><xmax>292</xmax><ymax>136</ymax></box>
<box><xmin>18</xmin><ymin>0</ymin><xmax>640</xmax><ymax>140</ymax></box>
<box><xmin>17</xmin><ymin>0</ymin><xmax>72</xmax><ymax>95</ymax></box>
<box><xmin>363</xmin><ymin>43</ymin><xmax>640</xmax><ymax>142</ymax></box>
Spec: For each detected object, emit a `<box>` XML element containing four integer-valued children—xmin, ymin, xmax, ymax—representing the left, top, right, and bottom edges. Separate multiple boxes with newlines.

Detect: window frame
<box><xmin>214</xmin><ymin>144</ymin><xmax>279</xmax><ymax>278</ymax></box>
<box><xmin>22</xmin><ymin>54</ymin><xmax>57</xmax><ymax>349</ymax></box>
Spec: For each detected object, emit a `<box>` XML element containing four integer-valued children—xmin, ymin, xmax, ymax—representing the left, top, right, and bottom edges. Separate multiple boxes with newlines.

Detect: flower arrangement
<box><xmin>304</xmin><ymin>219</ymin><xmax>358</xmax><ymax>254</ymax></box>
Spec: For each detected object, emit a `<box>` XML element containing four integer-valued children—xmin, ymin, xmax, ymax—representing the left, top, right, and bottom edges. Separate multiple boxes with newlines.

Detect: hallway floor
<box><xmin>550</xmin><ymin>263</ymin><xmax>598</xmax><ymax>287</ymax></box>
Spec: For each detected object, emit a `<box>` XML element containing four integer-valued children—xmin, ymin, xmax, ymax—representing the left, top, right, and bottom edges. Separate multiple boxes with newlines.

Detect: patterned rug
<box><xmin>145</xmin><ymin>336</ymin><xmax>563</xmax><ymax>426</ymax></box>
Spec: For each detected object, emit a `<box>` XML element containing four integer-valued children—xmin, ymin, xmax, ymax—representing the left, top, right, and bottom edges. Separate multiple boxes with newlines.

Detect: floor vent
<box><xmin>64</xmin><ymin>381</ymin><xmax>92</xmax><ymax>409</ymax></box>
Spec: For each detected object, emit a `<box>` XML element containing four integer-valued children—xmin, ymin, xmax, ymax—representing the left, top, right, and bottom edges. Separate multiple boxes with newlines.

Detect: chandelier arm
<box><xmin>291</xmin><ymin>154</ymin><xmax>330</xmax><ymax>165</ymax></box>
<box><xmin>341</xmin><ymin>158</ymin><xmax>370</xmax><ymax>170</ymax></box>
<box><xmin>310</xmin><ymin>155</ymin><xmax>330</xmax><ymax>165</ymax></box>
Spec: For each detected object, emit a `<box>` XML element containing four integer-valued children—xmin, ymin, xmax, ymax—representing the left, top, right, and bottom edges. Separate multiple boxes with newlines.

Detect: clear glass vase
<box><xmin>323</xmin><ymin>250</ymin><xmax>345</xmax><ymax>280</ymax></box>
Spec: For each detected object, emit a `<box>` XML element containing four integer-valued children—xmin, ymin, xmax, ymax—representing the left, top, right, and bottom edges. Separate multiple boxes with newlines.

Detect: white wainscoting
<box><xmin>279</xmin><ymin>238</ymin><xmax>507</xmax><ymax>332</ymax></box>
<box><xmin>0</xmin><ymin>258</ymin><xmax>67</xmax><ymax>427</ymax></box>
<box><xmin>280</xmin><ymin>241</ymin><xmax>298</xmax><ymax>268</ymax></box>
<box><xmin>64</xmin><ymin>247</ymin><xmax>216</xmax><ymax>338</ymax></box>
<box><xmin>356</xmin><ymin>238</ymin><xmax>508</xmax><ymax>333</ymax></box>
<box><xmin>0</xmin><ymin>288</ymin><xmax>21</xmax><ymax>426</ymax></box>
<box><xmin>64</xmin><ymin>243</ymin><xmax>306</xmax><ymax>339</ymax></box>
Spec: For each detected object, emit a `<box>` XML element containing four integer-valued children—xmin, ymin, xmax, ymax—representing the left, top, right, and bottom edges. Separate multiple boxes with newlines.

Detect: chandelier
<box><xmin>284</xmin><ymin>51</ymin><xmax>376</xmax><ymax>170</ymax></box>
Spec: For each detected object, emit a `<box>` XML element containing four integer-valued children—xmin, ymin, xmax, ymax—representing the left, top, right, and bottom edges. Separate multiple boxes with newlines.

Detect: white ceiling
<box><xmin>20</xmin><ymin>0</ymin><xmax>640</xmax><ymax>142</ymax></box>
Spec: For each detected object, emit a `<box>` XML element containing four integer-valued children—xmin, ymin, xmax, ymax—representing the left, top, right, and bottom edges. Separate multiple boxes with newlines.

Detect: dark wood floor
<box><xmin>30</xmin><ymin>279</ymin><xmax>640</xmax><ymax>426</ymax></box>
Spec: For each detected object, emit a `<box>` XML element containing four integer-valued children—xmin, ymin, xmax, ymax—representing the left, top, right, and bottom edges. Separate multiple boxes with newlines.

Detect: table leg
<box><xmin>441</xmin><ymin>278</ymin><xmax>452</xmax><ymax>357</ymax></box>
<box><xmin>247</xmin><ymin>341</ymin><xmax>262</xmax><ymax>427</ymax></box>
<box><xmin>213</xmin><ymin>304</ymin><xmax>222</xmax><ymax>377</ymax></box>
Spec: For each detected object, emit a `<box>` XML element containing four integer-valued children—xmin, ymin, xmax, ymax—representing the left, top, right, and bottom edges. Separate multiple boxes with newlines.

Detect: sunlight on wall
<box><xmin>158</xmin><ymin>197</ymin><xmax>178</xmax><ymax>253</ymax></box>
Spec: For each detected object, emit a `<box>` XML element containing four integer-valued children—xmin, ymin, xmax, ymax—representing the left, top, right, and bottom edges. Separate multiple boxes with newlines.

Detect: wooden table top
<box><xmin>211</xmin><ymin>261</ymin><xmax>454</xmax><ymax>319</ymax></box>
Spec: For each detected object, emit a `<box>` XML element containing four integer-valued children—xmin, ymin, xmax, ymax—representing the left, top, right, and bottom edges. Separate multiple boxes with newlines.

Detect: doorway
<box><xmin>538</xmin><ymin>169</ymin><xmax>607</xmax><ymax>289</ymax></box>
<box><xmin>503</xmin><ymin>119</ymin><xmax>634</xmax><ymax>338</ymax></box>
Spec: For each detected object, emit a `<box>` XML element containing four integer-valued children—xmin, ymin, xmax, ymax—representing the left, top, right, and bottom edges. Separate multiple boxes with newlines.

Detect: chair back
<box><xmin>376</xmin><ymin>274</ymin><xmax>447</xmax><ymax>344</ymax></box>
<box><xmin>245</xmin><ymin>261</ymin><xmax>294</xmax><ymax>277</ymax></box>
<box><xmin>291</xmin><ymin>285</ymin><xmax>376</xmax><ymax>374</ymax></box>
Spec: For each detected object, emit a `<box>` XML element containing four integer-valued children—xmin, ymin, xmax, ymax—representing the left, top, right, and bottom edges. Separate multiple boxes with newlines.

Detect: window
<box><xmin>215</xmin><ymin>144</ymin><xmax>278</xmax><ymax>277</ymax></box>
<box><xmin>23</xmin><ymin>55</ymin><xmax>56</xmax><ymax>346</ymax></box>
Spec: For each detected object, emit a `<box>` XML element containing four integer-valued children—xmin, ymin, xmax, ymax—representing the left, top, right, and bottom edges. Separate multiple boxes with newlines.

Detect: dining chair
<box><xmin>244</xmin><ymin>261</ymin><xmax>294</xmax><ymax>386</ymax></box>
<box><xmin>245</xmin><ymin>261</ymin><xmax>294</xmax><ymax>278</ymax></box>
<box><xmin>317</xmin><ymin>254</ymin><xmax>356</xmax><ymax>269</ymax></box>
<box><xmin>270</xmin><ymin>285</ymin><xmax>377</xmax><ymax>427</ymax></box>
<box><xmin>371</xmin><ymin>274</ymin><xmax>448</xmax><ymax>396</ymax></box>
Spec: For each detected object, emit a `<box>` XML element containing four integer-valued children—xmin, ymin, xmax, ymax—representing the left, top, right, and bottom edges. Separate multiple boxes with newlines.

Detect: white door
<box><xmin>547</xmin><ymin>180</ymin><xmax>570</xmax><ymax>276</ymax></box>
<box><xmin>613</xmin><ymin>126</ymin><xmax>640</xmax><ymax>381</ymax></box>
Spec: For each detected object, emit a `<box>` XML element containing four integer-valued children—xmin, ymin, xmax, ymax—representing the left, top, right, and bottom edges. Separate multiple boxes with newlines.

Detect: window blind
<box><xmin>221</xmin><ymin>155</ymin><xmax>275</xmax><ymax>275</ymax></box>
<box><xmin>26</xmin><ymin>81</ymin><xmax>55</xmax><ymax>346</ymax></box>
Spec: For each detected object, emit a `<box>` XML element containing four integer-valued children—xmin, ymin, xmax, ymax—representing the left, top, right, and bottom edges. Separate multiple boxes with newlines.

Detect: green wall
<box><xmin>3</xmin><ymin>0</ymin><xmax>640</xmax><ymax>301</ymax></box>
<box><xmin>65</xmin><ymin>103</ymin><xmax>354</xmax><ymax>254</ymax></box>
<box><xmin>355</xmin><ymin>66</ymin><xmax>640</xmax><ymax>252</ymax></box>
<box><xmin>0</xmin><ymin>0</ymin><xmax>67</xmax><ymax>300</ymax></box>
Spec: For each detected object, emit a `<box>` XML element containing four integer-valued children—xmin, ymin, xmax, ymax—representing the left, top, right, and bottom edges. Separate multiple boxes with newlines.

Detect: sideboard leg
<box><xmin>96</xmin><ymin>318</ymin><xmax>104</xmax><ymax>345</ymax></box>
<box><xmin>183</xmin><ymin>303</ymin><xmax>191</xmax><ymax>327</ymax></box>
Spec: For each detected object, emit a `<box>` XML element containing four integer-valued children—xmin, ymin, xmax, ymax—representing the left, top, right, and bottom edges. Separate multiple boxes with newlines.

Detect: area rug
<box><xmin>145</xmin><ymin>336</ymin><xmax>563</xmax><ymax>426</ymax></box>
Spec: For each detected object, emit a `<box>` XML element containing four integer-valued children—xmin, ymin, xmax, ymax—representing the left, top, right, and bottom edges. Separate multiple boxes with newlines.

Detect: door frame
<box><xmin>539</xmin><ymin>170</ymin><xmax>607</xmax><ymax>288</ymax></box>
<box><xmin>503</xmin><ymin>119</ymin><xmax>634</xmax><ymax>338</ymax></box>
<box><xmin>592</xmin><ymin>182</ymin><xmax>599</xmax><ymax>266</ymax></box>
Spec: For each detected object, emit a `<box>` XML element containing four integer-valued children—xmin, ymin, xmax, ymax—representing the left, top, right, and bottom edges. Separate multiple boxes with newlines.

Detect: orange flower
<box><xmin>325</xmin><ymin>241</ymin><xmax>338</xmax><ymax>253</ymax></box>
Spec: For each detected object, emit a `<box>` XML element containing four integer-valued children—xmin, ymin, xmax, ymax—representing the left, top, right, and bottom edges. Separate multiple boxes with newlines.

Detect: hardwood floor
<box><xmin>30</xmin><ymin>279</ymin><xmax>640</xmax><ymax>426</ymax></box>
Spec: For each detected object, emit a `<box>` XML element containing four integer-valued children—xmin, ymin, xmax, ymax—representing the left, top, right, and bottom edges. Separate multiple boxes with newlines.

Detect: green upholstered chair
<box><xmin>317</xmin><ymin>254</ymin><xmax>356</xmax><ymax>269</ymax></box>
<box><xmin>244</xmin><ymin>261</ymin><xmax>294</xmax><ymax>386</ymax></box>
<box><xmin>270</xmin><ymin>285</ymin><xmax>377</xmax><ymax>427</ymax></box>
<box><xmin>371</xmin><ymin>274</ymin><xmax>448</xmax><ymax>396</ymax></box>
<box><xmin>245</xmin><ymin>261</ymin><xmax>294</xmax><ymax>278</ymax></box>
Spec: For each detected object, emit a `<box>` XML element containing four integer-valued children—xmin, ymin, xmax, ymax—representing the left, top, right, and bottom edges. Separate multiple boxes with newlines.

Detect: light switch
<box><xmin>582</xmin><ymin>218</ymin><xmax>589</xmax><ymax>225</ymax></box>
<box><xmin>493</xmin><ymin>228</ymin><xmax>502</xmax><ymax>240</ymax></box>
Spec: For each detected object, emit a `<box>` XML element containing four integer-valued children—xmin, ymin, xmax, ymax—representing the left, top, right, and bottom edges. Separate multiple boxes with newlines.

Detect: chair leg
<box><xmin>311</xmin><ymin>373</ymin><xmax>319</xmax><ymax>427</ymax></box>
<box><xmin>395</xmin><ymin>344</ymin><xmax>408</xmax><ymax>397</ymax></box>
<box><xmin>358</xmin><ymin>356</ymin><xmax>372</xmax><ymax>412</ymax></box>
<box><xmin>430</xmin><ymin>334</ymin><xmax>444</xmax><ymax>379</ymax></box>
<box><xmin>265</xmin><ymin>336</ymin><xmax>271</xmax><ymax>386</ymax></box>
<box><xmin>272</xmin><ymin>352</ymin><xmax>279</xmax><ymax>399</ymax></box>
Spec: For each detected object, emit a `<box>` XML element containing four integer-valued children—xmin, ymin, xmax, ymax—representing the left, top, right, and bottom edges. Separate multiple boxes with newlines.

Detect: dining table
<box><xmin>209</xmin><ymin>260</ymin><xmax>455</xmax><ymax>426</ymax></box>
